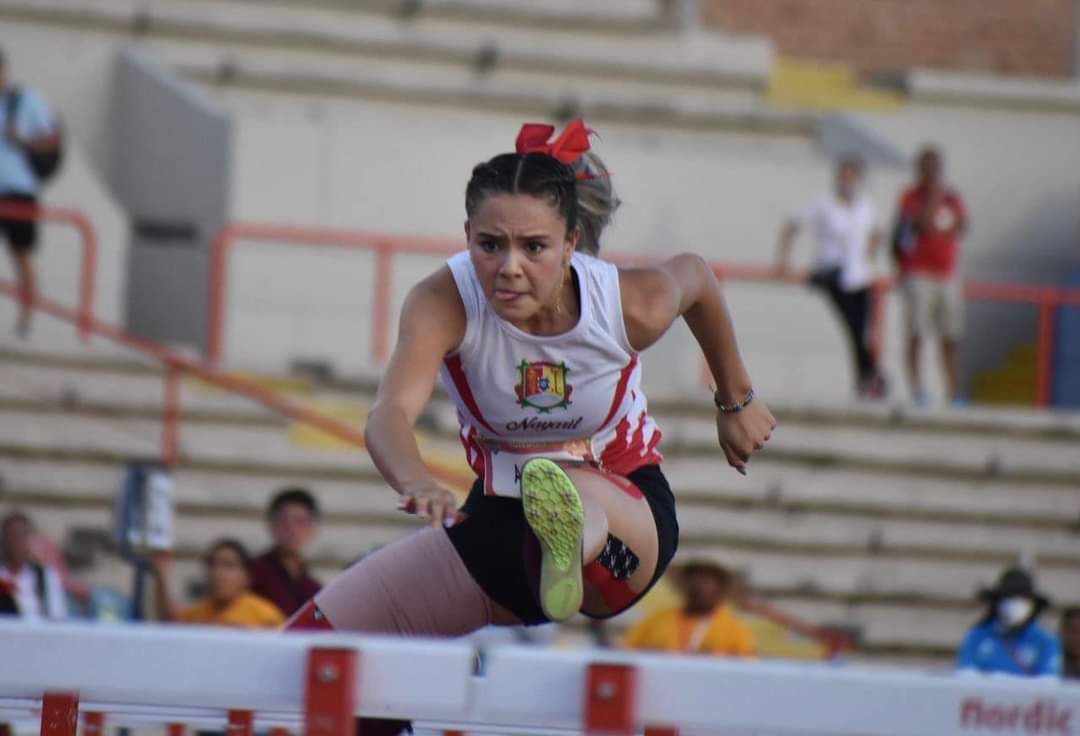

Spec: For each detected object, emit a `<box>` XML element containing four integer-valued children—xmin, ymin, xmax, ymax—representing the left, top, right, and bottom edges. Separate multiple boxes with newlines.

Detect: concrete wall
<box><xmin>111</xmin><ymin>50</ymin><xmax>231</xmax><ymax>349</ymax></box>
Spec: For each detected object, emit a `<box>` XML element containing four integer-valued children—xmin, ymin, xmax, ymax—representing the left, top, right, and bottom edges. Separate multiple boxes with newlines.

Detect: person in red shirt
<box><xmin>894</xmin><ymin>146</ymin><xmax>967</xmax><ymax>404</ymax></box>
<box><xmin>249</xmin><ymin>487</ymin><xmax>322</xmax><ymax>616</ymax></box>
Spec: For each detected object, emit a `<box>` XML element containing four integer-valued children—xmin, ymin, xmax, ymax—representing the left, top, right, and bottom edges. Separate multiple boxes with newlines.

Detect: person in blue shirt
<box><xmin>0</xmin><ymin>48</ymin><xmax>60</xmax><ymax>337</ymax></box>
<box><xmin>957</xmin><ymin>567</ymin><xmax>1062</xmax><ymax>677</ymax></box>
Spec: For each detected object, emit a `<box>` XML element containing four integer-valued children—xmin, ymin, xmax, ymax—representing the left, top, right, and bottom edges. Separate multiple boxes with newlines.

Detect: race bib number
<box><xmin>481</xmin><ymin>441</ymin><xmax>594</xmax><ymax>498</ymax></box>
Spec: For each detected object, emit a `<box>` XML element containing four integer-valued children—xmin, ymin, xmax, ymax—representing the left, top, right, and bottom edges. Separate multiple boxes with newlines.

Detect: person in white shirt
<box><xmin>0</xmin><ymin>511</ymin><xmax>68</xmax><ymax>620</ymax></box>
<box><xmin>775</xmin><ymin>155</ymin><xmax>885</xmax><ymax>397</ymax></box>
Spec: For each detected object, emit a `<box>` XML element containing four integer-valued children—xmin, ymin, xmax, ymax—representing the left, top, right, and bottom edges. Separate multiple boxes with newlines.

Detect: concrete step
<box><xmin>6</xmin><ymin>452</ymin><xmax>1079</xmax><ymax>601</ymax></box>
<box><xmin>8</xmin><ymin>345</ymin><xmax>1080</xmax><ymax>442</ymax></box>
<box><xmin>270</xmin><ymin>0</ymin><xmax>670</xmax><ymax>36</ymax></box>
<box><xmin>0</xmin><ymin>0</ymin><xmax>771</xmax><ymax>93</ymax></box>
<box><xmin>8</xmin><ymin>386</ymin><xmax>1080</xmax><ymax>493</ymax></box>
<box><xmin>9</xmin><ymin>447</ymin><xmax>1080</xmax><ymax>535</ymax></box>
<box><xmin>660</xmin><ymin>414</ymin><xmax>1080</xmax><ymax>486</ymax></box>
<box><xmin>15</xmin><ymin>500</ymin><xmax>1055</xmax><ymax>657</ymax></box>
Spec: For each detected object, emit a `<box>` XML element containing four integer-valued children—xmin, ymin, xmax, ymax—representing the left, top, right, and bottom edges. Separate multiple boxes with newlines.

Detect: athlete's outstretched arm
<box><xmin>365</xmin><ymin>267</ymin><xmax>467</xmax><ymax>527</ymax></box>
<box><xmin>620</xmin><ymin>254</ymin><xmax>776</xmax><ymax>473</ymax></box>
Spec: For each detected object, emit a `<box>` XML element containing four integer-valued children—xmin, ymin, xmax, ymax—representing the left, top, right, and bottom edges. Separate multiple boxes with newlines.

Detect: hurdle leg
<box><xmin>40</xmin><ymin>693</ymin><xmax>79</xmax><ymax>736</ymax></box>
<box><xmin>584</xmin><ymin>663</ymin><xmax>636</xmax><ymax>736</ymax></box>
<box><xmin>304</xmin><ymin>647</ymin><xmax>358</xmax><ymax>736</ymax></box>
<box><xmin>644</xmin><ymin>727</ymin><xmax>679</xmax><ymax>736</ymax></box>
<box><xmin>83</xmin><ymin>712</ymin><xmax>105</xmax><ymax>736</ymax></box>
<box><xmin>227</xmin><ymin>710</ymin><xmax>253</xmax><ymax>736</ymax></box>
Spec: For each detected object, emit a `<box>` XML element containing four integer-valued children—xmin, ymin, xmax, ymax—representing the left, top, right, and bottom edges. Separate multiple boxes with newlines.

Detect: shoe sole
<box><xmin>521</xmin><ymin>458</ymin><xmax>585</xmax><ymax>622</ymax></box>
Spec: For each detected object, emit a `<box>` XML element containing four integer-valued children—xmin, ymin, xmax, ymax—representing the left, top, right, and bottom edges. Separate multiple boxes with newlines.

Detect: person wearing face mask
<box><xmin>775</xmin><ymin>155</ymin><xmax>885</xmax><ymax>398</ymax></box>
<box><xmin>957</xmin><ymin>567</ymin><xmax>1062</xmax><ymax>677</ymax></box>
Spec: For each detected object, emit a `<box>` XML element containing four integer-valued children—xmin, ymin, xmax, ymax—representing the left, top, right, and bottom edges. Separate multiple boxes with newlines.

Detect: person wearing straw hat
<box><xmin>623</xmin><ymin>559</ymin><xmax>755</xmax><ymax>656</ymax></box>
<box><xmin>957</xmin><ymin>567</ymin><xmax>1061</xmax><ymax>676</ymax></box>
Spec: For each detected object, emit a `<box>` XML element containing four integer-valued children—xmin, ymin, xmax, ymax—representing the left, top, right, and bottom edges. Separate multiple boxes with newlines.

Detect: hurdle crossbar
<box><xmin>1</xmin><ymin>622</ymin><xmax>1078</xmax><ymax>735</ymax></box>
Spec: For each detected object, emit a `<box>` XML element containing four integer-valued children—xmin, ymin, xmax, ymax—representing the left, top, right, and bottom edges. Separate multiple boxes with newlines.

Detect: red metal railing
<box><xmin>963</xmin><ymin>281</ymin><xmax>1080</xmax><ymax>407</ymax></box>
<box><xmin>207</xmin><ymin>223</ymin><xmax>462</xmax><ymax>366</ymax></box>
<box><xmin>0</xmin><ymin>201</ymin><xmax>97</xmax><ymax>341</ymax></box>
<box><xmin>206</xmin><ymin>221</ymin><xmax>1080</xmax><ymax>407</ymax></box>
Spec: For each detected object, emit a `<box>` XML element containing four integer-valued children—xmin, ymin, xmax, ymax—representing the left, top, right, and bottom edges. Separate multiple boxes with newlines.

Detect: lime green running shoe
<box><xmin>521</xmin><ymin>458</ymin><xmax>585</xmax><ymax>622</ymax></box>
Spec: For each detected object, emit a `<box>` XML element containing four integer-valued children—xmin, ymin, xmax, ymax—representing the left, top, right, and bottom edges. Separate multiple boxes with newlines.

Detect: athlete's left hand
<box><xmin>715</xmin><ymin>397</ymin><xmax>776</xmax><ymax>475</ymax></box>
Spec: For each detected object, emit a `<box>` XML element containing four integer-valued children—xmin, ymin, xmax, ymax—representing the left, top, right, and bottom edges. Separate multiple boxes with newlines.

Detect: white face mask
<box><xmin>998</xmin><ymin>596</ymin><xmax>1035</xmax><ymax>627</ymax></box>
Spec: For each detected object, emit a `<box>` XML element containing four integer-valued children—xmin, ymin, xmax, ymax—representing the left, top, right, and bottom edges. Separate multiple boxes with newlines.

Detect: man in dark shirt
<box><xmin>250</xmin><ymin>487</ymin><xmax>322</xmax><ymax>616</ymax></box>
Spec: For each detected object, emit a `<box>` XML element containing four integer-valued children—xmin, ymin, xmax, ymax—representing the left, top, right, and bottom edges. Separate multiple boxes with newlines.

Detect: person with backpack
<box><xmin>0</xmin><ymin>47</ymin><xmax>63</xmax><ymax>338</ymax></box>
<box><xmin>0</xmin><ymin>511</ymin><xmax>68</xmax><ymax>620</ymax></box>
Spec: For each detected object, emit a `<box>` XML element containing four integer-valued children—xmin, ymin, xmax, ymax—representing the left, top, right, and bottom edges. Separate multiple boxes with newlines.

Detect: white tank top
<box><xmin>439</xmin><ymin>250</ymin><xmax>663</xmax><ymax>479</ymax></box>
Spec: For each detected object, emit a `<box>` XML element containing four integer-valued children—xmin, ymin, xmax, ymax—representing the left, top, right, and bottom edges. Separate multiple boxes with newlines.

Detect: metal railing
<box><xmin>0</xmin><ymin>201</ymin><xmax>97</xmax><ymax>341</ymax></box>
<box><xmin>205</xmin><ymin>220</ymin><xmax>1080</xmax><ymax>407</ymax></box>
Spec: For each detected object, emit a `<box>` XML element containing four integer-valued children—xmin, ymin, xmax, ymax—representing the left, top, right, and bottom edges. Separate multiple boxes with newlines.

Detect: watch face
<box><xmin>935</xmin><ymin>206</ymin><xmax>956</xmax><ymax>232</ymax></box>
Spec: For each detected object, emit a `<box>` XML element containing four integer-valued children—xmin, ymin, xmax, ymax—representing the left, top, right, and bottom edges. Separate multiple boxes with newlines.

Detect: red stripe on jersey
<box><xmin>598</xmin><ymin>355</ymin><xmax>638</xmax><ymax>431</ymax></box>
<box><xmin>600</xmin><ymin>412</ymin><xmax>663</xmax><ymax>477</ymax></box>
<box><xmin>599</xmin><ymin>414</ymin><xmax>631</xmax><ymax>469</ymax></box>
<box><xmin>459</xmin><ymin>425</ymin><xmax>484</xmax><ymax>477</ymax></box>
<box><xmin>444</xmin><ymin>353</ymin><xmax>499</xmax><ymax>435</ymax></box>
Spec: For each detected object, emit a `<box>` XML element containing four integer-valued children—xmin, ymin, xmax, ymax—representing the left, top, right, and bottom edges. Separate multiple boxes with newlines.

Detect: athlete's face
<box><xmin>466</xmin><ymin>193</ymin><xmax>578</xmax><ymax>329</ymax></box>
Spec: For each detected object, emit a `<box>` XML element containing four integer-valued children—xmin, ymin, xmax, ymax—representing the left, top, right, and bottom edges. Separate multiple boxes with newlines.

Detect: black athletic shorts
<box><xmin>445</xmin><ymin>464</ymin><xmax>679</xmax><ymax>625</ymax></box>
<box><xmin>0</xmin><ymin>193</ymin><xmax>38</xmax><ymax>254</ymax></box>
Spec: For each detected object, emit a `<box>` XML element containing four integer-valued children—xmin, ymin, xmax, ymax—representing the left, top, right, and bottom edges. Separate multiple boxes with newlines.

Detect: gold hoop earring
<box><xmin>553</xmin><ymin>262</ymin><xmax>569</xmax><ymax>315</ymax></box>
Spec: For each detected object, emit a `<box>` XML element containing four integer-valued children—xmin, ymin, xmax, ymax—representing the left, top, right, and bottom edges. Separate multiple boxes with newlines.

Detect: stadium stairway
<box><xmin>2</xmin><ymin>337</ymin><xmax>1078</xmax><ymax>669</ymax></box>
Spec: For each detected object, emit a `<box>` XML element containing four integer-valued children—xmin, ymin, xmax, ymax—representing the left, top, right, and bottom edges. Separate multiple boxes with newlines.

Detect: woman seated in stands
<box><xmin>152</xmin><ymin>539</ymin><xmax>285</xmax><ymax>629</ymax></box>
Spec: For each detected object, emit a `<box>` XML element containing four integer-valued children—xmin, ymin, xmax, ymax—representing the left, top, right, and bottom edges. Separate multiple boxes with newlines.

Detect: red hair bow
<box><xmin>515</xmin><ymin>118</ymin><xmax>592</xmax><ymax>165</ymax></box>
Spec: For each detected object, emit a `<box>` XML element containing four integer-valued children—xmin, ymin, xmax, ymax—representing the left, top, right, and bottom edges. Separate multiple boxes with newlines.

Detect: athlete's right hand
<box><xmin>397</xmin><ymin>483</ymin><xmax>465</xmax><ymax>529</ymax></box>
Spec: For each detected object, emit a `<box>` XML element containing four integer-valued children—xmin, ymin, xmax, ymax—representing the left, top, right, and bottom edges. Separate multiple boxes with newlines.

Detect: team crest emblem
<box><xmin>515</xmin><ymin>360</ymin><xmax>573</xmax><ymax>413</ymax></box>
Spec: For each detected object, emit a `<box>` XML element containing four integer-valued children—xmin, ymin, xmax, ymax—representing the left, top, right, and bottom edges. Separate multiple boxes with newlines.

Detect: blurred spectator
<box><xmin>893</xmin><ymin>146</ymin><xmax>967</xmax><ymax>404</ymax></box>
<box><xmin>1062</xmin><ymin>607</ymin><xmax>1080</xmax><ymax>680</ymax></box>
<box><xmin>776</xmin><ymin>155</ymin><xmax>885</xmax><ymax>398</ymax></box>
<box><xmin>957</xmin><ymin>567</ymin><xmax>1061</xmax><ymax>676</ymax></box>
<box><xmin>0</xmin><ymin>511</ymin><xmax>67</xmax><ymax>620</ymax></box>
<box><xmin>0</xmin><ymin>48</ymin><xmax>61</xmax><ymax>338</ymax></box>
<box><xmin>250</xmin><ymin>487</ymin><xmax>321</xmax><ymax>616</ymax></box>
<box><xmin>152</xmin><ymin>539</ymin><xmax>284</xmax><ymax>628</ymax></box>
<box><xmin>624</xmin><ymin>560</ymin><xmax>755</xmax><ymax>656</ymax></box>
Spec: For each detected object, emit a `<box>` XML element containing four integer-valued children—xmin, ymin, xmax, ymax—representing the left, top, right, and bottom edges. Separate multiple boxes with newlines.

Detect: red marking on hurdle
<box><xmin>40</xmin><ymin>693</ymin><xmax>79</xmax><ymax>736</ymax></box>
<box><xmin>168</xmin><ymin>724</ymin><xmax>186</xmax><ymax>736</ymax></box>
<box><xmin>304</xmin><ymin>648</ymin><xmax>358</xmax><ymax>736</ymax></box>
<box><xmin>227</xmin><ymin>710</ymin><xmax>253</xmax><ymax>736</ymax></box>
<box><xmin>585</xmin><ymin>663</ymin><xmax>636</xmax><ymax>735</ymax></box>
<box><xmin>83</xmin><ymin>712</ymin><xmax>105</xmax><ymax>736</ymax></box>
<box><xmin>644</xmin><ymin>727</ymin><xmax>679</xmax><ymax>736</ymax></box>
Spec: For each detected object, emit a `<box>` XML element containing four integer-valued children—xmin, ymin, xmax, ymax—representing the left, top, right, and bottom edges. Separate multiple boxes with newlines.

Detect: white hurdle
<box><xmin>1</xmin><ymin>621</ymin><xmax>1078</xmax><ymax>736</ymax></box>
